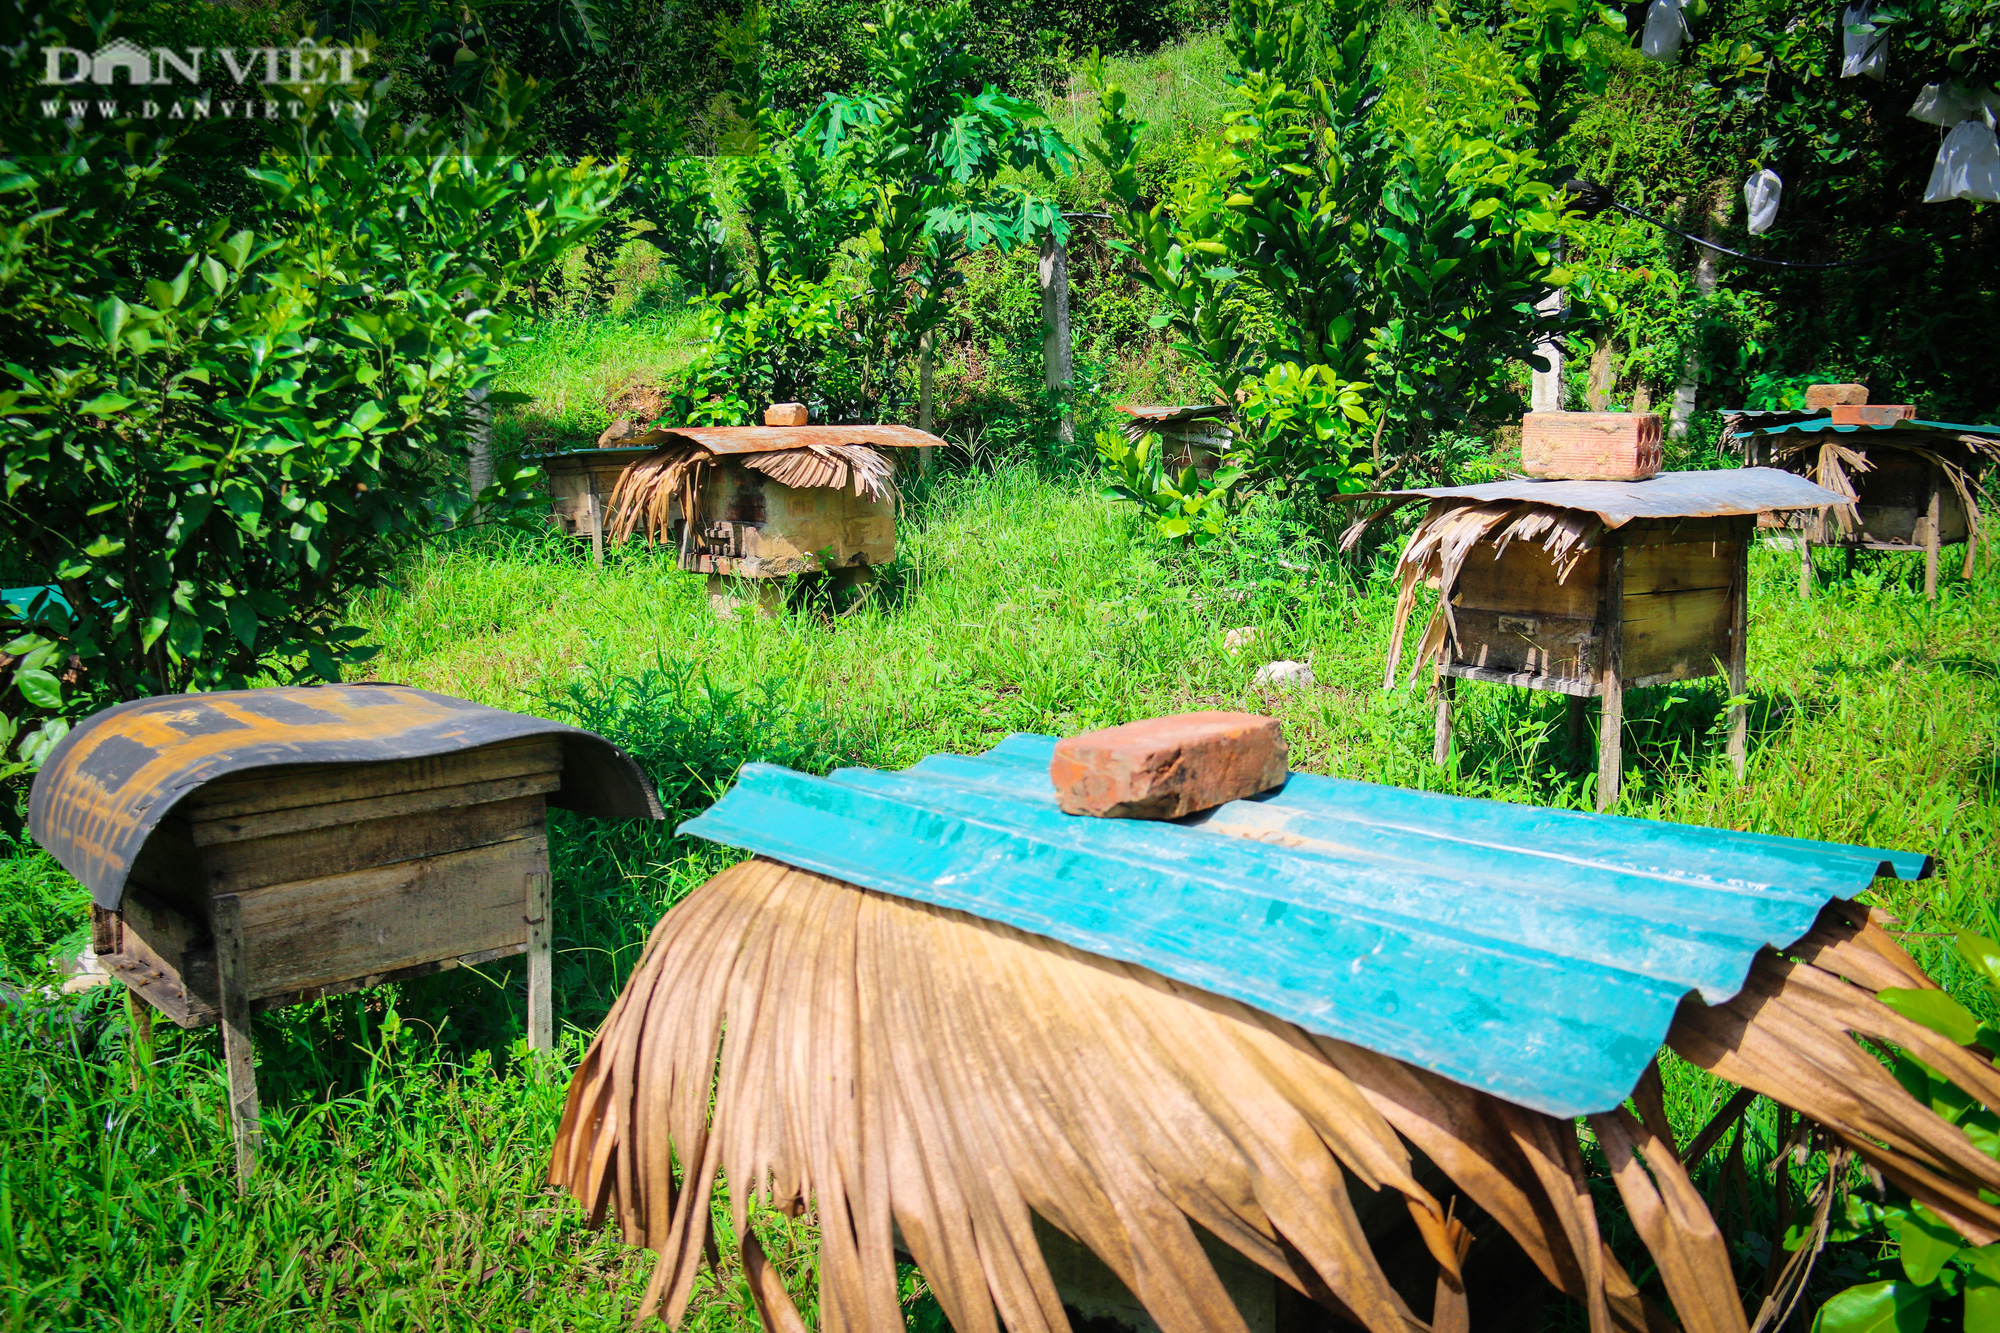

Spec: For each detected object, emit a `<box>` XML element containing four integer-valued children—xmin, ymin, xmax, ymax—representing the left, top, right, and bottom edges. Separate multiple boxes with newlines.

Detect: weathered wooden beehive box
<box><xmin>30</xmin><ymin>683</ymin><xmax>662</xmax><ymax>1175</ymax></box>
<box><xmin>1115</xmin><ymin>403</ymin><xmax>1233</xmax><ymax>477</ymax></box>
<box><xmin>1731</xmin><ymin>417</ymin><xmax>1997</xmax><ymax>599</ymax></box>
<box><xmin>1356</xmin><ymin>469</ymin><xmax>1843</xmax><ymax>809</ymax></box>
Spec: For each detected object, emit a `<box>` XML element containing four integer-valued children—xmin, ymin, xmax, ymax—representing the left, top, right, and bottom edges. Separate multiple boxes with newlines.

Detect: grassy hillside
<box><xmin>1</xmin><ymin>457</ymin><xmax>1992</xmax><ymax>1329</ymax></box>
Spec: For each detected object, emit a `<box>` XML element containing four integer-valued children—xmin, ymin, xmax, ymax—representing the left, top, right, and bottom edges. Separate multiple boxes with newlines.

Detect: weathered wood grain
<box><xmin>231</xmin><ymin>836</ymin><xmax>546</xmax><ymax>998</ymax></box>
<box><xmin>199</xmin><ymin>793</ymin><xmax>547</xmax><ymax>895</ymax></box>
<box><xmin>213</xmin><ymin>893</ymin><xmax>261</xmax><ymax>1182</ymax></box>
<box><xmin>186</xmin><ymin>736</ymin><xmax>562</xmax><ymax>822</ymax></box>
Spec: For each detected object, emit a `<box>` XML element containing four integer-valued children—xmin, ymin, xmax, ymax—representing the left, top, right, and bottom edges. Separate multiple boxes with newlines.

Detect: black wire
<box><xmin>1561</xmin><ymin>178</ymin><xmax>1925</xmax><ymax>269</ymax></box>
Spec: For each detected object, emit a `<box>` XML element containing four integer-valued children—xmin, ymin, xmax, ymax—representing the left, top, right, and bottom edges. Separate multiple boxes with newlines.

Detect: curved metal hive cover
<box><xmin>31</xmin><ymin>683</ymin><xmax>665</xmax><ymax>909</ymax></box>
<box><xmin>1350</xmin><ymin>467</ymin><xmax>1846</xmax><ymax>525</ymax></box>
<box><xmin>679</xmin><ymin>734</ymin><xmax>1929</xmax><ymax>1118</ymax></box>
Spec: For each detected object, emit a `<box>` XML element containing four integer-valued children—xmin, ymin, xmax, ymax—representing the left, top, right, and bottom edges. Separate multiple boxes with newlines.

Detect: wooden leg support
<box><xmin>1924</xmin><ymin>465</ymin><xmax>1942</xmax><ymax>600</ymax></box>
<box><xmin>1432</xmin><ymin>673</ymin><xmax>1455</xmax><ymax>767</ymax></box>
<box><xmin>1797</xmin><ymin>533</ymin><xmax>1813</xmax><ymax>599</ymax></box>
<box><xmin>212</xmin><ymin>894</ymin><xmax>261</xmax><ymax>1184</ymax></box>
<box><xmin>1565</xmin><ymin>694</ymin><xmax>1588</xmax><ymax>762</ymax></box>
<box><xmin>526</xmin><ymin>872</ymin><xmax>553</xmax><ymax>1053</ymax></box>
<box><xmin>588</xmin><ymin>490</ymin><xmax>605</xmax><ymax>568</ymax></box>
<box><xmin>1596</xmin><ymin>542</ymin><xmax>1626</xmax><ymax>812</ymax></box>
<box><xmin>1727</xmin><ymin>544</ymin><xmax>1749</xmax><ymax>781</ymax></box>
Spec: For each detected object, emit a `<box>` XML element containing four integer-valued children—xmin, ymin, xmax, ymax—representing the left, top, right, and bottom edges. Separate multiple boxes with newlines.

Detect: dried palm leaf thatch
<box><xmin>1373</xmin><ymin>500</ymin><xmax>1603</xmax><ymax>688</ymax></box>
<box><xmin>549</xmin><ymin>859</ymin><xmax>1992</xmax><ymax>1333</ymax></box>
<box><xmin>605</xmin><ymin>443</ymin><xmax>901</xmax><ymax>546</ymax></box>
<box><xmin>1767</xmin><ymin>432</ymin><xmax>2000</xmax><ymax>542</ymax></box>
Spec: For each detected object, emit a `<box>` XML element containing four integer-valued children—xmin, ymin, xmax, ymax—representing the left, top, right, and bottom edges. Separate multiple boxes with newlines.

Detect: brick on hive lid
<box><xmin>1051</xmin><ymin>711</ymin><xmax>1288</xmax><ymax>819</ymax></box>
<box><xmin>1828</xmin><ymin>403</ymin><xmax>1916</xmax><ymax>426</ymax></box>
<box><xmin>1804</xmin><ymin>383</ymin><xmax>1869</xmax><ymax>410</ymax></box>
<box><xmin>1520</xmin><ymin>412</ymin><xmax>1663</xmax><ymax>481</ymax></box>
<box><xmin>765</xmin><ymin>402</ymin><xmax>809</xmax><ymax>427</ymax></box>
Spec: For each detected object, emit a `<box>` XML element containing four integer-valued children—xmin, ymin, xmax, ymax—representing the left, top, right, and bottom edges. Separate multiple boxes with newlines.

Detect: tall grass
<box><xmin>2</xmin><ymin>465</ymin><xmax>1993</xmax><ymax>1329</ymax></box>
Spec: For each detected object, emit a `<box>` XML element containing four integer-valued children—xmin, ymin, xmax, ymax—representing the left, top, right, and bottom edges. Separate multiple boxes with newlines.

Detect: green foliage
<box><xmin>0</xmin><ymin>20</ymin><xmax>620</xmax><ymax>722</ymax></box>
<box><xmin>1090</xmin><ymin>0</ymin><xmax>1594</xmax><ymax>506</ymax></box>
<box><xmin>1814</xmin><ymin>932</ymin><xmax>2000</xmax><ymax>1333</ymax></box>
<box><xmin>1095</xmin><ymin>427</ymin><xmax>1240</xmax><ymax>543</ymax></box>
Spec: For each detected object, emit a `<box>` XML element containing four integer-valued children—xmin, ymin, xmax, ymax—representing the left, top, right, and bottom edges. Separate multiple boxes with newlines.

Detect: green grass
<box><xmin>1</xmin><ymin>466</ymin><xmax>1994</xmax><ymax>1329</ymax></box>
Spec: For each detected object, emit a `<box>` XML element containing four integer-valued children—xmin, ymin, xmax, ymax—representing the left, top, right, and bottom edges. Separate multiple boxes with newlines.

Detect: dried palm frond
<box><xmin>1379</xmin><ymin>500</ymin><xmax>1603</xmax><ymax>687</ymax></box>
<box><xmin>737</xmin><ymin>443</ymin><xmax>900</xmax><ymax>506</ymax></box>
<box><xmin>1768</xmin><ymin>433</ymin><xmax>2000</xmax><ymax>543</ymax></box>
<box><xmin>551</xmin><ymin>860</ymin><xmax>1986</xmax><ymax>1333</ymax></box>
<box><xmin>606</xmin><ymin>443</ymin><xmax>710</xmax><ymax>546</ymax></box>
<box><xmin>604</xmin><ymin>443</ymin><xmax>901</xmax><ymax>546</ymax></box>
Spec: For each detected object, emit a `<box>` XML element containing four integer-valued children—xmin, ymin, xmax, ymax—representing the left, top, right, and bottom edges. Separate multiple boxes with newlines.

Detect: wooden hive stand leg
<box><xmin>588</xmin><ymin>487</ymin><xmax>605</xmax><ymax>568</ymax></box>
<box><xmin>1596</xmin><ymin>542</ymin><xmax>1625</xmax><ymax>812</ymax></box>
<box><xmin>1797</xmin><ymin>529</ymin><xmax>1813</xmax><ymax>599</ymax></box>
<box><xmin>1727</xmin><ymin>537</ymin><xmax>1750</xmax><ymax>780</ymax></box>
<box><xmin>1924</xmin><ymin>463</ymin><xmax>1942</xmax><ymax>601</ymax></box>
<box><xmin>212</xmin><ymin>894</ymin><xmax>261</xmax><ymax>1184</ymax></box>
<box><xmin>1565</xmin><ymin>693</ymin><xmax>1589</xmax><ymax>763</ymax></box>
<box><xmin>1432</xmin><ymin>671</ymin><xmax>1456</xmax><ymax>767</ymax></box>
<box><xmin>526</xmin><ymin>872</ymin><xmax>553</xmax><ymax>1053</ymax></box>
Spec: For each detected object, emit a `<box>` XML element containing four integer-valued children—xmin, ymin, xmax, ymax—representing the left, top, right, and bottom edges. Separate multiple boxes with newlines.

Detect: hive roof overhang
<box><xmin>679</xmin><ymin>734</ymin><xmax>1929</xmax><ymax>1118</ymax></box>
<box><xmin>1343</xmin><ymin>467</ymin><xmax>1845</xmax><ymax>526</ymax></box>
<box><xmin>31</xmin><ymin>684</ymin><xmax>664</xmax><ymax>910</ymax></box>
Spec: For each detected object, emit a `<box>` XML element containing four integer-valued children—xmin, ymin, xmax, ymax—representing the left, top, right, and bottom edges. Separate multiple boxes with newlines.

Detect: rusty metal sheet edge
<box><xmin>29</xmin><ymin>683</ymin><xmax>666</xmax><ymax>910</ymax></box>
<box><xmin>1332</xmin><ymin>467</ymin><xmax>1846</xmax><ymax>526</ymax></box>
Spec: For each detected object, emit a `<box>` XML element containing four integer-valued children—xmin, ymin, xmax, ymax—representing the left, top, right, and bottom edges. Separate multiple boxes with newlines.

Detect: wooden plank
<box><xmin>186</xmin><ymin>736</ymin><xmax>562</xmax><ymax>822</ymax></box>
<box><xmin>249</xmin><ymin>942</ymin><xmax>527</xmax><ymax>1016</ymax></box>
<box><xmin>189</xmin><ymin>770</ymin><xmax>562</xmax><ymax>846</ymax></box>
<box><xmin>1924</xmin><ymin>463</ymin><xmax>1941</xmax><ymax>600</ymax></box>
<box><xmin>233</xmin><ymin>835</ymin><xmax>546</xmax><ymax>999</ymax></box>
<box><xmin>1617</xmin><ymin>517</ymin><xmax>1748</xmax><ymax>548</ymax></box>
<box><xmin>1727</xmin><ymin>543</ymin><xmax>1748</xmax><ymax>779</ymax></box>
<box><xmin>200</xmin><ymin>793</ymin><xmax>547</xmax><ymax>895</ymax></box>
<box><xmin>1446</xmin><ymin>608</ymin><xmax>1599</xmax><ymax>681</ymax></box>
<box><xmin>526</xmin><ymin>872</ymin><xmax>553</xmax><ymax>1051</ymax></box>
<box><xmin>213</xmin><ymin>893</ymin><xmax>261</xmax><ymax>1183</ymax></box>
<box><xmin>1432</xmin><ymin>673</ymin><xmax>1455</xmax><ymax>767</ymax></box>
<box><xmin>1620</xmin><ymin>587</ymin><xmax>1732</xmax><ymax>681</ymax></box>
<box><xmin>1451</xmin><ymin>544</ymin><xmax>1599</xmax><ymax>618</ymax></box>
<box><xmin>1597</xmin><ymin>541</ymin><xmax>1625</xmax><ymax>813</ymax></box>
<box><xmin>1621</xmin><ymin>541</ymin><xmax>1740</xmax><ymax>596</ymax></box>
<box><xmin>1439</xmin><ymin>663</ymin><xmax>1600</xmax><ymax>697</ymax></box>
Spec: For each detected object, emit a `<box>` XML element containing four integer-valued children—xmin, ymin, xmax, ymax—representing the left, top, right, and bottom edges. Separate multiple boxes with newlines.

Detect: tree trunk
<box><xmin>1668</xmin><ymin>186</ymin><xmax>1733</xmax><ymax>441</ymax></box>
<box><xmin>1039</xmin><ymin>232</ymin><xmax>1073</xmax><ymax>445</ymax></box>
<box><xmin>466</xmin><ymin>381</ymin><xmax>494</xmax><ymax>522</ymax></box>
<box><xmin>1586</xmin><ymin>332</ymin><xmax>1615</xmax><ymax>411</ymax></box>
<box><xmin>1529</xmin><ymin>243</ymin><xmax>1565</xmax><ymax>413</ymax></box>
<box><xmin>918</xmin><ymin>329</ymin><xmax>935</xmax><ymax>474</ymax></box>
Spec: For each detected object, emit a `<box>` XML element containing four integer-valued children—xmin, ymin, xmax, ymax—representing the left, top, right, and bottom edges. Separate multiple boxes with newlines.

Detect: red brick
<box><xmin>1051</xmin><ymin>712</ymin><xmax>1288</xmax><ymax>819</ymax></box>
<box><xmin>1829</xmin><ymin>403</ymin><xmax>1915</xmax><ymax>426</ymax></box>
<box><xmin>1804</xmin><ymin>383</ymin><xmax>1868</xmax><ymax>410</ymax></box>
<box><xmin>1521</xmin><ymin>412</ymin><xmax>1662</xmax><ymax>481</ymax></box>
<box><xmin>764</xmin><ymin>402</ymin><xmax>809</xmax><ymax>426</ymax></box>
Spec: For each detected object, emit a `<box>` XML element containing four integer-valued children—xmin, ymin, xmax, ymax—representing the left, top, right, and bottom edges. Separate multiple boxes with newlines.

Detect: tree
<box><xmin>0</xmin><ymin>24</ymin><xmax>621</xmax><ymax>781</ymax></box>
<box><xmin>1090</xmin><ymin>0</ymin><xmax>1591</xmax><ymax>505</ymax></box>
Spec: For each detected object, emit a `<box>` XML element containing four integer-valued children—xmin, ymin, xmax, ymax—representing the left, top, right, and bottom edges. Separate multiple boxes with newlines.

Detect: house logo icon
<box><xmin>43</xmin><ymin>37</ymin><xmax>161</xmax><ymax>85</ymax></box>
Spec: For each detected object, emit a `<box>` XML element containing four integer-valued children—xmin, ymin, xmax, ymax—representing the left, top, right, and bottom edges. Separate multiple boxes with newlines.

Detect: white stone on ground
<box><xmin>1253</xmin><ymin>660</ymin><xmax>1315</xmax><ymax>689</ymax></box>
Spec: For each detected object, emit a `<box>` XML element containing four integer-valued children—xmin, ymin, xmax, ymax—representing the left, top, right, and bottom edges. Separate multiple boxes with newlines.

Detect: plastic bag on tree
<box><xmin>1839</xmin><ymin>3</ymin><xmax>1887</xmax><ymax>80</ymax></box>
<box><xmin>1640</xmin><ymin>0</ymin><xmax>1687</xmax><ymax>60</ymax></box>
<box><xmin>1925</xmin><ymin>113</ymin><xmax>2000</xmax><ymax>204</ymax></box>
<box><xmin>1743</xmin><ymin>170</ymin><xmax>1782</xmax><ymax>235</ymax></box>
<box><xmin>1909</xmin><ymin>83</ymin><xmax>1971</xmax><ymax>126</ymax></box>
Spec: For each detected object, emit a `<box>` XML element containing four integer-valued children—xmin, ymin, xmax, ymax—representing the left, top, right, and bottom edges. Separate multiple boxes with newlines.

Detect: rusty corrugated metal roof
<box><xmin>30</xmin><ymin>684</ymin><xmax>664</xmax><ymax>910</ymax></box>
<box><xmin>608</xmin><ymin>423</ymin><xmax>944</xmax><ymax>454</ymax></box>
<box><xmin>1115</xmin><ymin>404</ymin><xmax>1231</xmax><ymax>426</ymax></box>
<box><xmin>1346</xmin><ymin>467</ymin><xmax>1843</xmax><ymax>526</ymax></box>
<box><xmin>679</xmin><ymin>733</ymin><xmax>1930</xmax><ymax>1118</ymax></box>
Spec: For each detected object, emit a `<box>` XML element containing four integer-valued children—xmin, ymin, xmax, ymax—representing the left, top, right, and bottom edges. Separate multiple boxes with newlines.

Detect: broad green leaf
<box><xmin>80</xmin><ymin>392</ymin><xmax>135</xmax><ymax>416</ymax></box>
<box><xmin>1812</xmin><ymin>1281</ymin><xmax>1932</xmax><ymax>1333</ymax></box>
<box><xmin>1957</xmin><ymin>933</ymin><xmax>2000</xmax><ymax>992</ymax></box>
<box><xmin>226</xmin><ymin>598</ymin><xmax>258</xmax><ymax>650</ymax></box>
<box><xmin>1968</xmin><ymin>1272</ymin><xmax>2000</xmax><ymax>1333</ymax></box>
<box><xmin>1880</xmin><ymin>988</ymin><xmax>1981</xmax><ymax>1047</ymax></box>
<box><xmin>1897</xmin><ymin>1204</ymin><xmax>1965</xmax><ymax>1284</ymax></box>
<box><xmin>97</xmin><ymin>296</ymin><xmax>130</xmax><ymax>345</ymax></box>
<box><xmin>12</xmin><ymin>667</ymin><xmax>61</xmax><ymax>710</ymax></box>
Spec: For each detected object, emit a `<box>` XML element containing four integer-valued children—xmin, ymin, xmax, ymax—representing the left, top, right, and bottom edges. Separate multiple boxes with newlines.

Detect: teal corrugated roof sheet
<box><xmin>1742</xmin><ymin>417</ymin><xmax>2000</xmax><ymax>439</ymax></box>
<box><xmin>679</xmin><ymin>735</ymin><xmax>1931</xmax><ymax>1118</ymax></box>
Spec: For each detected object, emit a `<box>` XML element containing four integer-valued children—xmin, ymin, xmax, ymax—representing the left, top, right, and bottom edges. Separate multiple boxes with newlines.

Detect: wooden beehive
<box><xmin>30</xmin><ymin>684</ymin><xmax>663</xmax><ymax>1178</ymax></box>
<box><xmin>678</xmin><ymin>457</ymin><xmax>894</xmax><ymax>578</ymax></box>
<box><xmin>96</xmin><ymin>735</ymin><xmax>563</xmax><ymax>1030</ymax></box>
<box><xmin>1115</xmin><ymin>404</ymin><xmax>1233</xmax><ymax>477</ymax></box>
<box><xmin>1356</xmin><ymin>470</ymin><xmax>1844</xmax><ymax>810</ymax></box>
